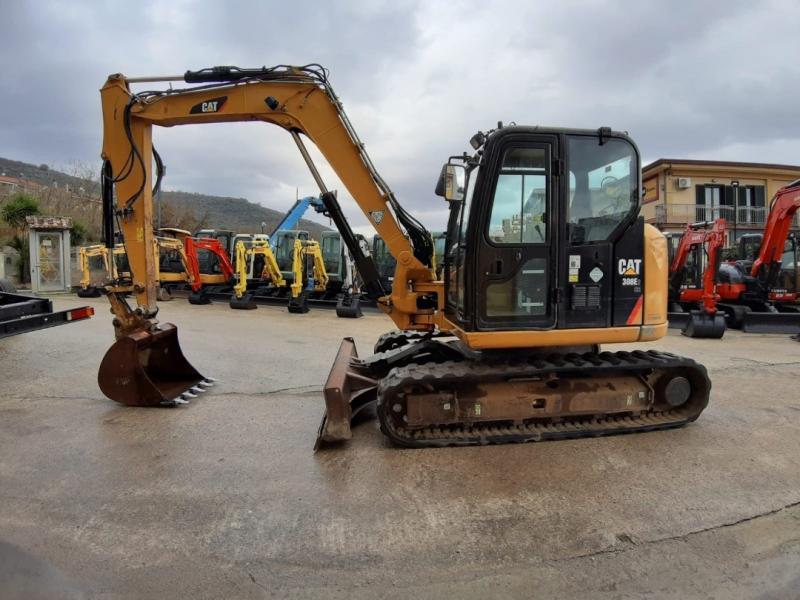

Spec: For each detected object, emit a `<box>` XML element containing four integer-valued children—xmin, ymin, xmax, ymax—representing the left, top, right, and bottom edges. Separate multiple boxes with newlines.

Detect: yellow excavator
<box><xmin>97</xmin><ymin>64</ymin><xmax>711</xmax><ymax>445</ymax></box>
<box><xmin>229</xmin><ymin>236</ymin><xmax>328</xmax><ymax>312</ymax></box>
<box><xmin>78</xmin><ymin>243</ymin><xmax>114</xmax><ymax>297</ymax></box>
<box><xmin>79</xmin><ymin>236</ymin><xmax>188</xmax><ymax>300</ymax></box>
<box><xmin>288</xmin><ymin>238</ymin><xmax>329</xmax><ymax>313</ymax></box>
<box><xmin>78</xmin><ymin>243</ymin><xmax>131</xmax><ymax>297</ymax></box>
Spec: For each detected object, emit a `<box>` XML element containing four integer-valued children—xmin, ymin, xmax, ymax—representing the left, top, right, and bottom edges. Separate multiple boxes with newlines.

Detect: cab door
<box><xmin>475</xmin><ymin>137</ymin><xmax>558</xmax><ymax>330</ymax></box>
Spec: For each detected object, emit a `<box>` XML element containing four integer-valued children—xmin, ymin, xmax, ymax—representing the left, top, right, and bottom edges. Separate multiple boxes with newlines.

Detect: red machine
<box><xmin>717</xmin><ymin>180</ymin><xmax>800</xmax><ymax>332</ymax></box>
<box><xmin>183</xmin><ymin>237</ymin><xmax>236</xmax><ymax>304</ymax></box>
<box><xmin>668</xmin><ymin>219</ymin><xmax>727</xmax><ymax>338</ymax></box>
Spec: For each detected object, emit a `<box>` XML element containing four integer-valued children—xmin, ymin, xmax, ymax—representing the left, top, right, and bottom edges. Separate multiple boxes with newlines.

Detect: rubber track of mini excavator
<box><xmin>376</xmin><ymin>350</ymin><xmax>711</xmax><ymax>448</ymax></box>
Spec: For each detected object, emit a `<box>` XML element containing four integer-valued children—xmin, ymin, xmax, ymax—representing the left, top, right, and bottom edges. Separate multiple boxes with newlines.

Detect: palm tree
<box><xmin>1</xmin><ymin>193</ymin><xmax>41</xmax><ymax>282</ymax></box>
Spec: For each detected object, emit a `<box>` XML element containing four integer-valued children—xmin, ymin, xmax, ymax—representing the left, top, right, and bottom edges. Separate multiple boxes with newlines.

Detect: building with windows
<box><xmin>641</xmin><ymin>159</ymin><xmax>800</xmax><ymax>244</ymax></box>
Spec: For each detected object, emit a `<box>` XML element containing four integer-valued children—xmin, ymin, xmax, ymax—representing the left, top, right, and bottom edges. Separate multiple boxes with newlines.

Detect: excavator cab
<box><xmin>440</xmin><ymin>128</ymin><xmax>645</xmax><ymax>333</ymax></box>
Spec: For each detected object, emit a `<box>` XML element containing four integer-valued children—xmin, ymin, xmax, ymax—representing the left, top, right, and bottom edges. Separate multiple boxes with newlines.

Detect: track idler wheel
<box><xmin>98</xmin><ymin>323</ymin><xmax>212</xmax><ymax>407</ymax></box>
<box><xmin>229</xmin><ymin>292</ymin><xmax>257</xmax><ymax>310</ymax></box>
<box><xmin>682</xmin><ymin>310</ymin><xmax>726</xmax><ymax>339</ymax></box>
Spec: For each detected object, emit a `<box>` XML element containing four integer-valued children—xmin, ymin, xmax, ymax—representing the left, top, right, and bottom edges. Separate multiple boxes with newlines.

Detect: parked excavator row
<box><xmin>95</xmin><ymin>63</ymin><xmax>711</xmax><ymax>449</ymax></box>
<box><xmin>666</xmin><ymin>180</ymin><xmax>800</xmax><ymax>335</ymax></box>
<box><xmin>79</xmin><ymin>218</ymin><xmax>365</xmax><ymax>315</ymax></box>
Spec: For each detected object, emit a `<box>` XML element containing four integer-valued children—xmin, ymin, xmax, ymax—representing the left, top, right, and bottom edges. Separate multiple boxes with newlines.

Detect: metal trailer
<box><xmin>0</xmin><ymin>279</ymin><xmax>94</xmax><ymax>339</ymax></box>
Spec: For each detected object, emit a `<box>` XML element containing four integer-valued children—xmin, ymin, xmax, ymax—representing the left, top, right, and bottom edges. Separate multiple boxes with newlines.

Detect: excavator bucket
<box><xmin>681</xmin><ymin>310</ymin><xmax>726</xmax><ymax>339</ymax></box>
<box><xmin>98</xmin><ymin>323</ymin><xmax>209</xmax><ymax>407</ymax></box>
<box><xmin>741</xmin><ymin>311</ymin><xmax>800</xmax><ymax>334</ymax></box>
<box><xmin>335</xmin><ymin>294</ymin><xmax>362</xmax><ymax>318</ymax></box>
<box><xmin>315</xmin><ymin>337</ymin><xmax>377</xmax><ymax>450</ymax></box>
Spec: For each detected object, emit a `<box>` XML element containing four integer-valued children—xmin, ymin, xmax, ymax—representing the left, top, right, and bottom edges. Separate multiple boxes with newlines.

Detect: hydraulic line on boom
<box><xmin>97</xmin><ymin>64</ymin><xmax>711</xmax><ymax>449</ymax></box>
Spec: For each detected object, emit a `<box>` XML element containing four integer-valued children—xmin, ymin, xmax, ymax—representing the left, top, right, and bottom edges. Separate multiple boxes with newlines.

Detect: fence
<box><xmin>655</xmin><ymin>204</ymin><xmax>800</xmax><ymax>228</ymax></box>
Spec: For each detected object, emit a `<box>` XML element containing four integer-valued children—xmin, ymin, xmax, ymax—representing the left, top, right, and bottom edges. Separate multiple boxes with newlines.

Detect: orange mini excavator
<box><xmin>667</xmin><ymin>219</ymin><xmax>727</xmax><ymax>338</ymax></box>
<box><xmin>717</xmin><ymin>181</ymin><xmax>800</xmax><ymax>333</ymax></box>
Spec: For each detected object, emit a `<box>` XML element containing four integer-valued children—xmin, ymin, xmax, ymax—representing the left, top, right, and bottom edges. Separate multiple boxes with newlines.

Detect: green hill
<box><xmin>0</xmin><ymin>157</ymin><xmax>330</xmax><ymax>240</ymax></box>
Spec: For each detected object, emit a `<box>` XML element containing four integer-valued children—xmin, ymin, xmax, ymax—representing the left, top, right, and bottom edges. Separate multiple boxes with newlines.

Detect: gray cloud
<box><xmin>2</xmin><ymin>0</ymin><xmax>800</xmax><ymax>232</ymax></box>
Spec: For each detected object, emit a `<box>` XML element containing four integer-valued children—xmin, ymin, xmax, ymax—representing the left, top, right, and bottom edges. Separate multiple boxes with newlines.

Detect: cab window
<box><xmin>487</xmin><ymin>147</ymin><xmax>547</xmax><ymax>244</ymax></box>
<box><xmin>567</xmin><ymin>136</ymin><xmax>637</xmax><ymax>244</ymax></box>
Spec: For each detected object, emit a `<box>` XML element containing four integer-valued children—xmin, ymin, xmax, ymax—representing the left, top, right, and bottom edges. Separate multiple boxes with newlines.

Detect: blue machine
<box><xmin>269</xmin><ymin>195</ymin><xmax>327</xmax><ymax>251</ymax></box>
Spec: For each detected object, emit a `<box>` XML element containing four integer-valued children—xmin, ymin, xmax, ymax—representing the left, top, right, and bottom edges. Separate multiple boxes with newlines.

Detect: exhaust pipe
<box><xmin>98</xmin><ymin>323</ymin><xmax>208</xmax><ymax>407</ymax></box>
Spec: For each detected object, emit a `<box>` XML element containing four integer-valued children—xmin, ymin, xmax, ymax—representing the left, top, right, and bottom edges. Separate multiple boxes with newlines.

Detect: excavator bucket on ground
<box><xmin>98</xmin><ymin>323</ymin><xmax>210</xmax><ymax>407</ymax></box>
<box><xmin>335</xmin><ymin>294</ymin><xmax>362</xmax><ymax>318</ymax></box>
<box><xmin>681</xmin><ymin>310</ymin><xmax>726</xmax><ymax>339</ymax></box>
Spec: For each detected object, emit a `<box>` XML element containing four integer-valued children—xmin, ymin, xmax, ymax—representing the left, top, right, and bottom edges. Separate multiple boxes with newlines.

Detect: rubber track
<box><xmin>377</xmin><ymin>349</ymin><xmax>711</xmax><ymax>448</ymax></box>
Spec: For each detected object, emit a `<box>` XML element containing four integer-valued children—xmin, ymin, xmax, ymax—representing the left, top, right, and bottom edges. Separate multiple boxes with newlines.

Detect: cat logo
<box><xmin>618</xmin><ymin>258</ymin><xmax>642</xmax><ymax>276</ymax></box>
<box><xmin>371</xmin><ymin>210</ymin><xmax>384</xmax><ymax>225</ymax></box>
<box><xmin>189</xmin><ymin>96</ymin><xmax>227</xmax><ymax>114</ymax></box>
<box><xmin>618</xmin><ymin>258</ymin><xmax>642</xmax><ymax>286</ymax></box>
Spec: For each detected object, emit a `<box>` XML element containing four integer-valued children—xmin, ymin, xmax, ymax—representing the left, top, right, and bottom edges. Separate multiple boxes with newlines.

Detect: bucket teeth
<box><xmin>198</xmin><ymin>381</ymin><xmax>214</xmax><ymax>388</ymax></box>
<box><xmin>161</xmin><ymin>397</ymin><xmax>190</xmax><ymax>407</ymax></box>
<box><xmin>181</xmin><ymin>391</ymin><xmax>198</xmax><ymax>399</ymax></box>
<box><xmin>190</xmin><ymin>386</ymin><xmax>206</xmax><ymax>394</ymax></box>
<box><xmin>204</xmin><ymin>377</ymin><xmax>218</xmax><ymax>384</ymax></box>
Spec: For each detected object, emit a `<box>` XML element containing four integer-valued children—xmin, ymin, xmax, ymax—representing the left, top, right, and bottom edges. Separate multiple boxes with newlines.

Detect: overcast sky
<box><xmin>2</xmin><ymin>0</ymin><xmax>800</xmax><ymax>232</ymax></box>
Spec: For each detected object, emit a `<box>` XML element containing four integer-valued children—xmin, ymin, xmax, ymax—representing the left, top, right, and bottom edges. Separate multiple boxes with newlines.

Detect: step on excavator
<box><xmin>716</xmin><ymin>181</ymin><xmax>800</xmax><ymax>333</ymax></box>
<box><xmin>97</xmin><ymin>64</ymin><xmax>711</xmax><ymax>443</ymax></box>
<box><xmin>667</xmin><ymin>219</ymin><xmax>727</xmax><ymax>338</ymax></box>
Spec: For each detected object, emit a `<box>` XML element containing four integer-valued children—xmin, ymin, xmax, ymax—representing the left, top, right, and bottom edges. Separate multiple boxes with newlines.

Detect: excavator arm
<box><xmin>98</xmin><ymin>64</ymin><xmax>439</xmax><ymax>406</ymax></box>
<box><xmin>751</xmin><ymin>180</ymin><xmax>800</xmax><ymax>289</ymax></box>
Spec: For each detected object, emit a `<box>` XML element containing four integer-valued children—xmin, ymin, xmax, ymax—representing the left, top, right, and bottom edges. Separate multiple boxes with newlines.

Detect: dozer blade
<box><xmin>681</xmin><ymin>310</ymin><xmax>726</xmax><ymax>339</ymax></box>
<box><xmin>98</xmin><ymin>323</ymin><xmax>206</xmax><ymax>407</ymax></box>
<box><xmin>741</xmin><ymin>311</ymin><xmax>800</xmax><ymax>334</ymax></box>
<box><xmin>315</xmin><ymin>337</ymin><xmax>377</xmax><ymax>450</ymax></box>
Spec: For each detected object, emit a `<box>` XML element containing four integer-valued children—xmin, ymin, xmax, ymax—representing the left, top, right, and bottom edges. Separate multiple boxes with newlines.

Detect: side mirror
<box><xmin>434</xmin><ymin>164</ymin><xmax>466</xmax><ymax>202</ymax></box>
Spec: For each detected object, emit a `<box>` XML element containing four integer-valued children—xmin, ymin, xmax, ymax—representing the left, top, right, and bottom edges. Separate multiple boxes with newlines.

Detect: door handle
<box><xmin>492</xmin><ymin>259</ymin><xmax>503</xmax><ymax>275</ymax></box>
